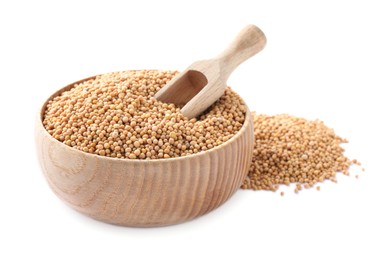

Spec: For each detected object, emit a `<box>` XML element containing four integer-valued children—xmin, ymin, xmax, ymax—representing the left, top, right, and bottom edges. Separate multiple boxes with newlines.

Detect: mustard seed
<box><xmin>43</xmin><ymin>70</ymin><xmax>246</xmax><ymax>159</ymax></box>
<box><xmin>243</xmin><ymin>113</ymin><xmax>359</xmax><ymax>193</ymax></box>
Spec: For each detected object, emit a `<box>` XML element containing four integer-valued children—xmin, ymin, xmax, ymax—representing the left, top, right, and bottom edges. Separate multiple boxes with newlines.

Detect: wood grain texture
<box><xmin>155</xmin><ymin>24</ymin><xmax>266</xmax><ymax>119</ymax></box>
<box><xmin>35</xmin><ymin>77</ymin><xmax>254</xmax><ymax>227</ymax></box>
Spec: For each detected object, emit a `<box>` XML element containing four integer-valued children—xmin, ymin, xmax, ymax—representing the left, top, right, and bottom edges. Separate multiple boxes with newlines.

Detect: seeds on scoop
<box><xmin>242</xmin><ymin>113</ymin><xmax>359</xmax><ymax>192</ymax></box>
<box><xmin>43</xmin><ymin>70</ymin><xmax>246</xmax><ymax>159</ymax></box>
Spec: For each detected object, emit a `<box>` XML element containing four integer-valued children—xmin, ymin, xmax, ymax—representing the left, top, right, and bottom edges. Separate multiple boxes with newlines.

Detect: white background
<box><xmin>1</xmin><ymin>0</ymin><xmax>378</xmax><ymax>259</ymax></box>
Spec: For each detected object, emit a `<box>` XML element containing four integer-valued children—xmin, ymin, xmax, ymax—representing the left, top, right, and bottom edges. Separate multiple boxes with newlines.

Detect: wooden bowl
<box><xmin>35</xmin><ymin>74</ymin><xmax>254</xmax><ymax>227</ymax></box>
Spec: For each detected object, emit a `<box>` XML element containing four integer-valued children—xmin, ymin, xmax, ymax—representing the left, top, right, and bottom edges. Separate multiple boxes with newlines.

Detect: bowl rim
<box><xmin>37</xmin><ymin>72</ymin><xmax>252</xmax><ymax>163</ymax></box>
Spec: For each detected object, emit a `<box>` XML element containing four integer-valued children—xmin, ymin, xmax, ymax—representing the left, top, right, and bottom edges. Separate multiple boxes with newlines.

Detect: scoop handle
<box><xmin>216</xmin><ymin>24</ymin><xmax>267</xmax><ymax>78</ymax></box>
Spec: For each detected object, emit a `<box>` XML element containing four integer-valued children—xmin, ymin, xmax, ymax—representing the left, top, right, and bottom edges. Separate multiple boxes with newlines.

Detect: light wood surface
<box><xmin>155</xmin><ymin>24</ymin><xmax>266</xmax><ymax>119</ymax></box>
<box><xmin>35</xmin><ymin>76</ymin><xmax>254</xmax><ymax>227</ymax></box>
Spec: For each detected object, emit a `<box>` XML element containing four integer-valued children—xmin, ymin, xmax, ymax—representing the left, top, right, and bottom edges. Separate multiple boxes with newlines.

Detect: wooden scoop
<box><xmin>154</xmin><ymin>24</ymin><xmax>267</xmax><ymax>118</ymax></box>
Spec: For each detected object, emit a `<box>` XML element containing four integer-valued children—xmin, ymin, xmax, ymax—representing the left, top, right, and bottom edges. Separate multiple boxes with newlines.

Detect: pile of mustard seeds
<box><xmin>43</xmin><ymin>70</ymin><xmax>360</xmax><ymax>192</ymax></box>
<box><xmin>43</xmin><ymin>70</ymin><xmax>246</xmax><ymax>159</ymax></box>
<box><xmin>242</xmin><ymin>113</ymin><xmax>360</xmax><ymax>193</ymax></box>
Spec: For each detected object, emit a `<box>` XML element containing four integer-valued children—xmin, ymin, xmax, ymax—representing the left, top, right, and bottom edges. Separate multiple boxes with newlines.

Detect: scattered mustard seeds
<box><xmin>242</xmin><ymin>113</ymin><xmax>358</xmax><ymax>192</ymax></box>
<box><xmin>43</xmin><ymin>70</ymin><xmax>246</xmax><ymax>159</ymax></box>
<box><xmin>43</xmin><ymin>70</ymin><xmax>360</xmax><ymax>193</ymax></box>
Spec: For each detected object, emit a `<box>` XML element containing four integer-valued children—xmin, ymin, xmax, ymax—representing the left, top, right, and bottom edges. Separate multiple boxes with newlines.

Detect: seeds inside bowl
<box><xmin>43</xmin><ymin>70</ymin><xmax>246</xmax><ymax>159</ymax></box>
<box><xmin>242</xmin><ymin>113</ymin><xmax>361</xmax><ymax>193</ymax></box>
